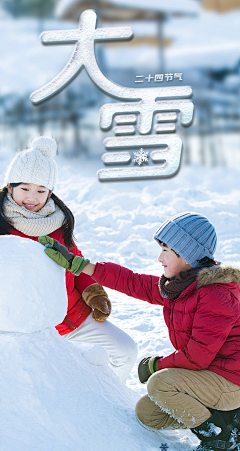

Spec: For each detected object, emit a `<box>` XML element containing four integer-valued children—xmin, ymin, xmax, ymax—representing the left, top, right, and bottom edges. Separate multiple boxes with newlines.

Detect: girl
<box><xmin>0</xmin><ymin>136</ymin><xmax>137</xmax><ymax>382</ymax></box>
<box><xmin>41</xmin><ymin>212</ymin><xmax>240</xmax><ymax>451</ymax></box>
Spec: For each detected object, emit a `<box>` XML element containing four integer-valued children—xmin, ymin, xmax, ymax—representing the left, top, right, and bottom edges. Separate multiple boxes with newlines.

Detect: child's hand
<box><xmin>82</xmin><ymin>285</ymin><xmax>112</xmax><ymax>322</ymax></box>
<box><xmin>138</xmin><ymin>356</ymin><xmax>162</xmax><ymax>384</ymax></box>
<box><xmin>92</xmin><ymin>308</ymin><xmax>110</xmax><ymax>322</ymax></box>
<box><xmin>88</xmin><ymin>295</ymin><xmax>111</xmax><ymax>322</ymax></box>
<box><xmin>38</xmin><ymin>235</ymin><xmax>90</xmax><ymax>276</ymax></box>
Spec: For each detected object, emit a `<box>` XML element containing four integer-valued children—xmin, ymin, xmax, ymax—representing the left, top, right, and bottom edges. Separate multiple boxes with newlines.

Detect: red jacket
<box><xmin>10</xmin><ymin>228</ymin><xmax>94</xmax><ymax>334</ymax></box>
<box><xmin>93</xmin><ymin>262</ymin><xmax>240</xmax><ymax>386</ymax></box>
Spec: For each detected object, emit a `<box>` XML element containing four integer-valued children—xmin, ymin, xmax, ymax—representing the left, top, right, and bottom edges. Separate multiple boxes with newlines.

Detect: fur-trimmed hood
<box><xmin>197</xmin><ymin>263</ymin><xmax>240</xmax><ymax>289</ymax></box>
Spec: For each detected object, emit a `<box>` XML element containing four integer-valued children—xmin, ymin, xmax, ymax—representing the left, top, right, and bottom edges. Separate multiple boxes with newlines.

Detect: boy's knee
<box><xmin>136</xmin><ymin>394</ymin><xmax>186</xmax><ymax>430</ymax></box>
<box><xmin>135</xmin><ymin>395</ymin><xmax>163</xmax><ymax>429</ymax></box>
<box><xmin>136</xmin><ymin>395</ymin><xmax>153</xmax><ymax>426</ymax></box>
<box><xmin>147</xmin><ymin>368</ymin><xmax>174</xmax><ymax>398</ymax></box>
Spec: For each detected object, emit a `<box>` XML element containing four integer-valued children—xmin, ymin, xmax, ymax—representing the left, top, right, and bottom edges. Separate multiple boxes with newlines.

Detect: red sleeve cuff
<box><xmin>74</xmin><ymin>272</ymin><xmax>99</xmax><ymax>293</ymax></box>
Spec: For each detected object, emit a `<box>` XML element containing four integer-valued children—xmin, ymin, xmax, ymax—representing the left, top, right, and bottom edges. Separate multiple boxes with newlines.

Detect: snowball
<box><xmin>0</xmin><ymin>236</ymin><xmax>67</xmax><ymax>333</ymax></box>
<box><xmin>82</xmin><ymin>345</ymin><xmax>110</xmax><ymax>366</ymax></box>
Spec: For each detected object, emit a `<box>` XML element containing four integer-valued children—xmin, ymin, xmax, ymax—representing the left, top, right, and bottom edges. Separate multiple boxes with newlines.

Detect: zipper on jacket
<box><xmin>64</xmin><ymin>317</ymin><xmax>77</xmax><ymax>330</ymax></box>
<box><xmin>170</xmin><ymin>300</ymin><xmax>178</xmax><ymax>345</ymax></box>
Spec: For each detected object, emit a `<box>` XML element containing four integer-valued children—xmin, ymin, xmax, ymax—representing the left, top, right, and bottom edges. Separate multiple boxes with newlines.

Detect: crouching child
<box><xmin>39</xmin><ymin>212</ymin><xmax>240</xmax><ymax>451</ymax></box>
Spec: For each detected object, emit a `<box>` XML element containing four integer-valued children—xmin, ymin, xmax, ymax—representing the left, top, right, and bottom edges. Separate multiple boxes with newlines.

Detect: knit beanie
<box><xmin>4</xmin><ymin>136</ymin><xmax>58</xmax><ymax>191</ymax></box>
<box><xmin>154</xmin><ymin>212</ymin><xmax>217</xmax><ymax>268</ymax></box>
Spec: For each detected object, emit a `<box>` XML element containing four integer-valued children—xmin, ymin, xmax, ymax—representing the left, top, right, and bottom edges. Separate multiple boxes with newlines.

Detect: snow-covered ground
<box><xmin>1</xmin><ymin>147</ymin><xmax>239</xmax><ymax>450</ymax></box>
<box><xmin>0</xmin><ymin>3</ymin><xmax>240</xmax><ymax>449</ymax></box>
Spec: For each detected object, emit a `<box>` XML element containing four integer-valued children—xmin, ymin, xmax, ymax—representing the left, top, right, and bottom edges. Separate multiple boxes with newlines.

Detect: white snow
<box><xmin>101</xmin><ymin>10</ymin><xmax>240</xmax><ymax>71</ymax></box>
<box><xmin>197</xmin><ymin>423</ymin><xmax>221</xmax><ymax>437</ymax></box>
<box><xmin>0</xmin><ymin>326</ymin><xmax>144</xmax><ymax>451</ymax></box>
<box><xmin>0</xmin><ymin>235</ymin><xmax>169</xmax><ymax>451</ymax></box>
<box><xmin>0</xmin><ymin>4</ymin><xmax>240</xmax><ymax>450</ymax></box>
<box><xmin>56</xmin><ymin>0</ymin><xmax>200</xmax><ymax>18</ymax></box>
<box><xmin>1</xmin><ymin>144</ymin><xmax>240</xmax><ymax>449</ymax></box>
<box><xmin>0</xmin><ymin>236</ymin><xmax>67</xmax><ymax>333</ymax></box>
<box><xmin>1</xmin><ymin>8</ymin><xmax>240</xmax><ymax>98</ymax></box>
<box><xmin>0</xmin><ymin>18</ymin><xmax>78</xmax><ymax>96</ymax></box>
<box><xmin>164</xmin><ymin>11</ymin><xmax>240</xmax><ymax>70</ymax></box>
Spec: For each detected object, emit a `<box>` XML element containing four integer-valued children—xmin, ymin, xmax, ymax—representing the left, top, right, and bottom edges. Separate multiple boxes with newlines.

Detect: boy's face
<box><xmin>158</xmin><ymin>244</ymin><xmax>192</xmax><ymax>278</ymax></box>
<box><xmin>8</xmin><ymin>183</ymin><xmax>51</xmax><ymax>212</ymax></box>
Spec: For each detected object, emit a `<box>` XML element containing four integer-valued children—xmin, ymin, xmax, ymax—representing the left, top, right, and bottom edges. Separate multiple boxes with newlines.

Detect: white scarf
<box><xmin>3</xmin><ymin>193</ymin><xmax>65</xmax><ymax>237</ymax></box>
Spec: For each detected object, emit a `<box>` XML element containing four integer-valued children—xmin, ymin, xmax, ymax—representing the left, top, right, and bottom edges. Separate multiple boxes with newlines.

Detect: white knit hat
<box><xmin>4</xmin><ymin>136</ymin><xmax>58</xmax><ymax>191</ymax></box>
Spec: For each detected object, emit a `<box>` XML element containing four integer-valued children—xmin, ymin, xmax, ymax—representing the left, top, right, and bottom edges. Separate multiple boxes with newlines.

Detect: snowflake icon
<box><xmin>133</xmin><ymin>148</ymin><xmax>149</xmax><ymax>166</ymax></box>
<box><xmin>159</xmin><ymin>444</ymin><xmax>169</xmax><ymax>451</ymax></box>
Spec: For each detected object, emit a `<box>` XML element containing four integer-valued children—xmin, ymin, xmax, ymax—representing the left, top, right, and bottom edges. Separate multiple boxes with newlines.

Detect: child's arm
<box><xmin>81</xmin><ymin>261</ymin><xmax>161</xmax><ymax>304</ymax></box>
<box><xmin>38</xmin><ymin>236</ymin><xmax>161</xmax><ymax>305</ymax></box>
<box><xmin>87</xmin><ymin>261</ymin><xmax>161</xmax><ymax>305</ymax></box>
<box><xmin>81</xmin><ymin>263</ymin><xmax>95</xmax><ymax>276</ymax></box>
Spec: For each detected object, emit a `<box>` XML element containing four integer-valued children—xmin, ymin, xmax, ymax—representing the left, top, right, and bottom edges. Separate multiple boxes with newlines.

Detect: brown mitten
<box><xmin>91</xmin><ymin>296</ymin><xmax>111</xmax><ymax>322</ymax></box>
<box><xmin>82</xmin><ymin>284</ymin><xmax>111</xmax><ymax>322</ymax></box>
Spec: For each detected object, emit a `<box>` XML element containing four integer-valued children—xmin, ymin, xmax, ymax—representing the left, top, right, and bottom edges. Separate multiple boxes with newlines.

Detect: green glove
<box><xmin>38</xmin><ymin>235</ymin><xmax>90</xmax><ymax>276</ymax></box>
<box><xmin>138</xmin><ymin>356</ymin><xmax>161</xmax><ymax>384</ymax></box>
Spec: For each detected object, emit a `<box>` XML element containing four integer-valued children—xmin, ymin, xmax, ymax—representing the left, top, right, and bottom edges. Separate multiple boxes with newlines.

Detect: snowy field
<box><xmin>54</xmin><ymin>154</ymin><xmax>240</xmax><ymax>386</ymax></box>
<box><xmin>1</xmin><ymin>3</ymin><xmax>240</xmax><ymax>448</ymax></box>
<box><xmin>1</xmin><ymin>150</ymin><xmax>240</xmax><ymax>450</ymax></box>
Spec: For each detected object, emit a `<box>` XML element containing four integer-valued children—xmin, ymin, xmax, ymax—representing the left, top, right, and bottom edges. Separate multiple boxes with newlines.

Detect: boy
<box><xmin>39</xmin><ymin>212</ymin><xmax>240</xmax><ymax>450</ymax></box>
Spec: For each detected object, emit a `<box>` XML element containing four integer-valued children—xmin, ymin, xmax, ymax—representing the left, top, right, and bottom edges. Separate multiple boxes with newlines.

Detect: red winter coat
<box><xmin>10</xmin><ymin>228</ymin><xmax>94</xmax><ymax>335</ymax></box>
<box><xmin>92</xmin><ymin>262</ymin><xmax>240</xmax><ymax>386</ymax></box>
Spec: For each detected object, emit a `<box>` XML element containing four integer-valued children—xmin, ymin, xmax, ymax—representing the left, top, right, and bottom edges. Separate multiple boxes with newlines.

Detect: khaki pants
<box><xmin>136</xmin><ymin>368</ymin><xmax>240</xmax><ymax>429</ymax></box>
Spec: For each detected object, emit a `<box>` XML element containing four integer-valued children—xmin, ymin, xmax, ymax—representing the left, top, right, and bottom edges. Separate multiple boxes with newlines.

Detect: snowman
<box><xmin>0</xmin><ymin>235</ymin><xmax>172</xmax><ymax>451</ymax></box>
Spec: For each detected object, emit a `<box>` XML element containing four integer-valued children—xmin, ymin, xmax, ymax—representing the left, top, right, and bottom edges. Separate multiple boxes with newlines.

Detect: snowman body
<box><xmin>0</xmin><ymin>237</ymin><xmax>153</xmax><ymax>451</ymax></box>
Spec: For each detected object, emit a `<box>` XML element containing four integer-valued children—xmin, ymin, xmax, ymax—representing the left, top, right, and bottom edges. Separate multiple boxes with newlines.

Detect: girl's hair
<box><xmin>0</xmin><ymin>184</ymin><xmax>76</xmax><ymax>248</ymax></box>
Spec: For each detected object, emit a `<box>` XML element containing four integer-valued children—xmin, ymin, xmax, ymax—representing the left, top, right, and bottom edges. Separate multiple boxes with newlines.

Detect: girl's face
<box><xmin>8</xmin><ymin>183</ymin><xmax>51</xmax><ymax>212</ymax></box>
<box><xmin>158</xmin><ymin>244</ymin><xmax>192</xmax><ymax>278</ymax></box>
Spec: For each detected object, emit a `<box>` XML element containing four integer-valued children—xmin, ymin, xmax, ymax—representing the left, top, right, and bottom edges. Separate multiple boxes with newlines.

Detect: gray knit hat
<box><xmin>4</xmin><ymin>136</ymin><xmax>58</xmax><ymax>191</ymax></box>
<box><xmin>154</xmin><ymin>212</ymin><xmax>217</xmax><ymax>268</ymax></box>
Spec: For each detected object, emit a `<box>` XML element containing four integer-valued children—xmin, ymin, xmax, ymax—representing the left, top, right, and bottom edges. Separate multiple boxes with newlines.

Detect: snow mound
<box><xmin>0</xmin><ymin>237</ymin><xmax>168</xmax><ymax>451</ymax></box>
<box><xmin>0</xmin><ymin>327</ymin><xmax>152</xmax><ymax>451</ymax></box>
<box><xmin>0</xmin><ymin>236</ymin><xmax>67</xmax><ymax>333</ymax></box>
